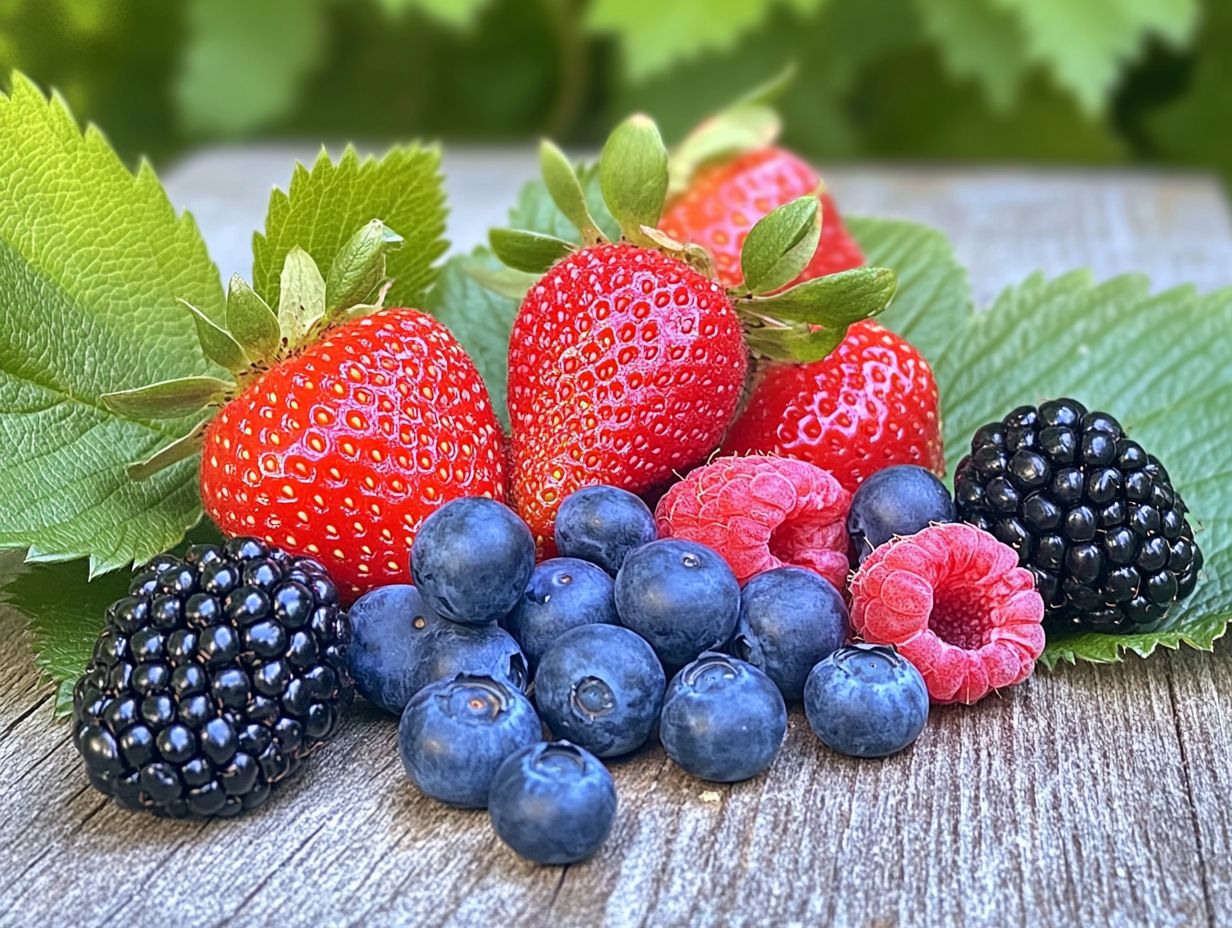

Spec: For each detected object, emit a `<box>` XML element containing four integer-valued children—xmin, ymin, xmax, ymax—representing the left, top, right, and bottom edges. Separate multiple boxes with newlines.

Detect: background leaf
<box><xmin>915</xmin><ymin>0</ymin><xmax>1029</xmax><ymax>109</ymax></box>
<box><xmin>931</xmin><ymin>272</ymin><xmax>1232</xmax><ymax>665</ymax></box>
<box><xmin>176</xmin><ymin>0</ymin><xmax>326</xmax><ymax>136</ymax></box>
<box><xmin>252</xmin><ymin>144</ymin><xmax>448</xmax><ymax>312</ymax></box>
<box><xmin>0</xmin><ymin>74</ymin><xmax>223</xmax><ymax>573</ymax></box>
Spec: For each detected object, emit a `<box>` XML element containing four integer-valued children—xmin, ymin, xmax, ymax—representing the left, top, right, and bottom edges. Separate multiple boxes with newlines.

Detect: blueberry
<box><xmin>555</xmin><ymin>485</ymin><xmax>657</xmax><ymax>575</ymax></box>
<box><xmin>489</xmin><ymin>741</ymin><xmax>617</xmax><ymax>865</ymax></box>
<box><xmin>346</xmin><ymin>585</ymin><xmax>442</xmax><ymax>714</ymax></box>
<box><xmin>504</xmin><ymin>558</ymin><xmax>618</xmax><ymax>673</ymax></box>
<box><xmin>659</xmin><ymin>653</ymin><xmax>786</xmax><ymax>782</ymax></box>
<box><xmin>411</xmin><ymin>498</ymin><xmax>535</xmax><ymax>625</ymax></box>
<box><xmin>534</xmin><ymin>625</ymin><xmax>665</xmax><ymax>757</ymax></box>
<box><xmin>803</xmin><ymin>644</ymin><xmax>928</xmax><ymax>758</ymax></box>
<box><xmin>398</xmin><ymin>675</ymin><xmax>541</xmax><ymax>808</ymax></box>
<box><xmin>732</xmin><ymin>568</ymin><xmax>848</xmax><ymax>700</ymax></box>
<box><xmin>847</xmin><ymin>465</ymin><xmax>955</xmax><ymax>564</ymax></box>
<box><xmin>416</xmin><ymin>621</ymin><xmax>529</xmax><ymax>694</ymax></box>
<box><xmin>614</xmin><ymin>539</ymin><xmax>740</xmax><ymax>668</ymax></box>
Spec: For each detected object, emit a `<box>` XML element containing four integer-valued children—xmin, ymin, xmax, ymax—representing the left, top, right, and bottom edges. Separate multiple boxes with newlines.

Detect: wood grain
<box><xmin>2</xmin><ymin>156</ymin><xmax>1231</xmax><ymax>928</ymax></box>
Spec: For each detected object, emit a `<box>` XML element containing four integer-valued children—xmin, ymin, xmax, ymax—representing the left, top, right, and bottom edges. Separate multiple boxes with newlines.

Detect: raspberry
<box><xmin>850</xmin><ymin>522</ymin><xmax>1045</xmax><ymax>705</ymax></box>
<box><xmin>654</xmin><ymin>455</ymin><xmax>851</xmax><ymax>589</ymax></box>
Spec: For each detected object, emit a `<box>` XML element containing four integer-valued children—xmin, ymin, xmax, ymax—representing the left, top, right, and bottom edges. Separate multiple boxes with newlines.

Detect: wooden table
<box><xmin>2</xmin><ymin>154</ymin><xmax>1231</xmax><ymax>928</ymax></box>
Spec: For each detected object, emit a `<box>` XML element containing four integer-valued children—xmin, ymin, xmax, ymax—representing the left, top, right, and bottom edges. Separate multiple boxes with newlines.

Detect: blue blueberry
<box><xmin>488</xmin><ymin>741</ymin><xmax>617</xmax><ymax>865</ymax></box>
<box><xmin>504</xmin><ymin>558</ymin><xmax>617</xmax><ymax>673</ymax></box>
<box><xmin>555</xmin><ymin>485</ymin><xmax>657</xmax><ymax>575</ymax></box>
<box><xmin>803</xmin><ymin>643</ymin><xmax>929</xmax><ymax>758</ymax></box>
<box><xmin>346</xmin><ymin>584</ymin><xmax>445</xmax><ymax>714</ymax></box>
<box><xmin>416</xmin><ymin>621</ymin><xmax>529</xmax><ymax>694</ymax></box>
<box><xmin>659</xmin><ymin>652</ymin><xmax>787</xmax><ymax>782</ymax></box>
<box><xmin>411</xmin><ymin>498</ymin><xmax>535</xmax><ymax>625</ymax></box>
<box><xmin>732</xmin><ymin>568</ymin><xmax>848</xmax><ymax>700</ymax></box>
<box><xmin>847</xmin><ymin>465</ymin><xmax>955</xmax><ymax>565</ymax></box>
<box><xmin>614</xmin><ymin>539</ymin><xmax>740</xmax><ymax>668</ymax></box>
<box><xmin>534</xmin><ymin>625</ymin><xmax>665</xmax><ymax>757</ymax></box>
<box><xmin>399</xmin><ymin>674</ymin><xmax>541</xmax><ymax>808</ymax></box>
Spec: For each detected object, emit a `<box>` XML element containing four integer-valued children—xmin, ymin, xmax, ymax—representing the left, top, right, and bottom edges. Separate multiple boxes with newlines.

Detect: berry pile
<box><xmin>955</xmin><ymin>399</ymin><xmax>1202</xmax><ymax>632</ymax></box>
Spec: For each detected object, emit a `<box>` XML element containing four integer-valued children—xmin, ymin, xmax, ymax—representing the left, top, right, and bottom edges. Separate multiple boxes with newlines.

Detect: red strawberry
<box><xmin>722</xmin><ymin>320</ymin><xmax>943</xmax><ymax>492</ymax></box>
<box><xmin>201</xmin><ymin>307</ymin><xmax>506</xmax><ymax>599</ymax></box>
<box><xmin>661</xmin><ymin>146</ymin><xmax>864</xmax><ymax>290</ymax></box>
<box><xmin>507</xmin><ymin>243</ymin><xmax>746</xmax><ymax>552</ymax></box>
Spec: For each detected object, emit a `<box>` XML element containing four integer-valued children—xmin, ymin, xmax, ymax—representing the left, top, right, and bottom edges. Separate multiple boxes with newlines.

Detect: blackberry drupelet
<box><xmin>954</xmin><ymin>398</ymin><xmax>1202</xmax><ymax>633</ymax></box>
<box><xmin>71</xmin><ymin>537</ymin><xmax>353</xmax><ymax>818</ymax></box>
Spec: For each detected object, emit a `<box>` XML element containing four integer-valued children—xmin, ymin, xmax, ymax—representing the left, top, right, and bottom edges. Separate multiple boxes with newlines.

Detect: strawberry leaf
<box><xmin>508</xmin><ymin>162</ymin><xmax>620</xmax><ymax>244</ymax></box>
<box><xmin>0</xmin><ymin>73</ymin><xmax>223</xmax><ymax>574</ymax></box>
<box><xmin>747</xmin><ymin>266</ymin><xmax>897</xmax><ymax>325</ymax></box>
<box><xmin>932</xmin><ymin>272</ymin><xmax>1232</xmax><ymax>666</ymax></box>
<box><xmin>325</xmin><ymin>219</ymin><xmax>404</xmax><ymax>316</ymax></box>
<box><xmin>489</xmin><ymin>228</ymin><xmax>575</xmax><ymax>274</ymax></box>
<box><xmin>539</xmin><ymin>140</ymin><xmax>604</xmax><ymax>245</ymax></box>
<box><xmin>226</xmin><ymin>275</ymin><xmax>280</xmax><ymax>360</ymax></box>
<box><xmin>739</xmin><ymin>195</ymin><xmax>821</xmax><ymax>295</ymax></box>
<box><xmin>252</xmin><ymin>144</ymin><xmax>448</xmax><ymax>312</ymax></box>
<box><xmin>101</xmin><ymin>376</ymin><xmax>231</xmax><ymax>419</ymax></box>
<box><xmin>599</xmin><ymin>114</ymin><xmax>669</xmax><ymax>242</ymax></box>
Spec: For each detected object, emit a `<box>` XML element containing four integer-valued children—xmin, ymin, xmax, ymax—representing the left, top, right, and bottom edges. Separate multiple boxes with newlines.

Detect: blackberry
<box><xmin>954</xmin><ymin>398</ymin><xmax>1202</xmax><ymax>633</ymax></box>
<box><xmin>71</xmin><ymin>537</ymin><xmax>352</xmax><ymax>818</ymax></box>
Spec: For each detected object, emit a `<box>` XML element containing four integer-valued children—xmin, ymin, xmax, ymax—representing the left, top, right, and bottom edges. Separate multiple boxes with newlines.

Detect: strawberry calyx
<box><xmin>100</xmin><ymin>219</ymin><xmax>404</xmax><ymax>479</ymax></box>
<box><xmin>485</xmin><ymin>109</ymin><xmax>897</xmax><ymax>366</ymax></box>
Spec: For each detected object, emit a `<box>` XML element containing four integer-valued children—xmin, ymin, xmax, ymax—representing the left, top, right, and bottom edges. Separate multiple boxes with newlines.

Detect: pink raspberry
<box><xmin>654</xmin><ymin>455</ymin><xmax>851</xmax><ymax>589</ymax></box>
<box><xmin>850</xmin><ymin>522</ymin><xmax>1045</xmax><ymax>705</ymax></box>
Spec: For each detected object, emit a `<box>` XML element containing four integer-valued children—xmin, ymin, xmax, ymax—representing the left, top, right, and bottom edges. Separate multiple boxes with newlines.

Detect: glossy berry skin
<box><xmin>411</xmin><ymin>497</ymin><xmax>536</xmax><ymax>626</ymax></box>
<box><xmin>804</xmin><ymin>644</ymin><xmax>928</xmax><ymax>758</ymax></box>
<box><xmin>848</xmin><ymin>464</ymin><xmax>956</xmax><ymax>565</ymax></box>
<box><xmin>534</xmin><ymin>624</ymin><xmax>665</xmax><ymax>757</ymax></box>
<box><xmin>851</xmin><ymin>523</ymin><xmax>1045</xmax><ymax>705</ymax></box>
<box><xmin>398</xmin><ymin>675</ymin><xmax>541</xmax><ymax>808</ymax></box>
<box><xmin>489</xmin><ymin>741</ymin><xmax>617</xmax><ymax>865</ymax></box>
<box><xmin>722</xmin><ymin>321</ymin><xmax>944</xmax><ymax>493</ymax></box>
<box><xmin>656</xmin><ymin>455</ymin><xmax>851</xmax><ymax>589</ymax></box>
<box><xmin>659</xmin><ymin>652</ymin><xmax>787</xmax><ymax>782</ymax></box>
<box><xmin>72</xmin><ymin>538</ymin><xmax>352</xmax><ymax>818</ymax></box>
<box><xmin>201</xmin><ymin>308</ymin><xmax>507</xmax><ymax>602</ymax></box>
<box><xmin>660</xmin><ymin>146</ymin><xmax>865</xmax><ymax>289</ymax></box>
<box><xmin>954</xmin><ymin>398</ymin><xmax>1202</xmax><ymax>633</ymax></box>
<box><xmin>555</xmin><ymin>485</ymin><xmax>658</xmax><ymax>575</ymax></box>
<box><xmin>346</xmin><ymin>584</ymin><xmax>444</xmax><ymax>714</ymax></box>
<box><xmin>413</xmin><ymin>622</ymin><xmax>529</xmax><ymax>695</ymax></box>
<box><xmin>614</xmin><ymin>539</ymin><xmax>741</xmax><ymax>668</ymax></box>
<box><xmin>504</xmin><ymin>558</ymin><xmax>618</xmax><ymax>673</ymax></box>
<box><xmin>732</xmin><ymin>567</ymin><xmax>848</xmax><ymax>700</ymax></box>
<box><xmin>508</xmin><ymin>243</ymin><xmax>747</xmax><ymax>554</ymax></box>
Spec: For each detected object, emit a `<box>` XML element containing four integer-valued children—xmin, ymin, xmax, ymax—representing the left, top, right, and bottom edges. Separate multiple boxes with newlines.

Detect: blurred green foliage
<box><xmin>0</xmin><ymin>0</ymin><xmax>1225</xmax><ymax>184</ymax></box>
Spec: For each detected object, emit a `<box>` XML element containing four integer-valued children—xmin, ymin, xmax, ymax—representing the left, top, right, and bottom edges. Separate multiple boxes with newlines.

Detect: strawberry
<box><xmin>721</xmin><ymin>320</ymin><xmax>943</xmax><ymax>492</ymax></box>
<box><xmin>201</xmin><ymin>307</ymin><xmax>506</xmax><ymax>599</ymax></box>
<box><xmin>661</xmin><ymin>146</ymin><xmax>865</xmax><ymax>290</ymax></box>
<box><xmin>103</xmin><ymin>222</ymin><xmax>506</xmax><ymax>601</ymax></box>
<box><xmin>487</xmin><ymin>117</ymin><xmax>898</xmax><ymax>552</ymax></box>
<box><xmin>507</xmin><ymin>242</ymin><xmax>746</xmax><ymax>550</ymax></box>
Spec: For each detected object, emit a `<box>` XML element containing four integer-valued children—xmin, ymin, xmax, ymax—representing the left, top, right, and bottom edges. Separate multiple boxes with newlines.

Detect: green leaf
<box><xmin>277</xmin><ymin>247</ymin><xmax>327</xmax><ymax>345</ymax></box>
<box><xmin>0</xmin><ymin>73</ymin><xmax>221</xmax><ymax>574</ymax></box>
<box><xmin>587</xmin><ymin>0</ymin><xmax>825</xmax><ymax>82</ymax></box>
<box><xmin>749</xmin><ymin>266</ymin><xmax>897</xmax><ymax>324</ymax></box>
<box><xmin>181</xmin><ymin>299</ymin><xmax>248</xmax><ymax>373</ymax></box>
<box><xmin>668</xmin><ymin>104</ymin><xmax>780</xmax><ymax>195</ymax></box>
<box><xmin>101</xmin><ymin>376</ymin><xmax>231</xmax><ymax>419</ymax></box>
<box><xmin>539</xmin><ymin>140</ymin><xmax>604</xmax><ymax>244</ymax></box>
<box><xmin>915</xmin><ymin>0</ymin><xmax>1030</xmax><ymax>109</ymax></box>
<box><xmin>744</xmin><ymin>322</ymin><xmax>845</xmax><ymax>363</ymax></box>
<box><xmin>176</xmin><ymin>0</ymin><xmax>327</xmax><ymax>135</ymax></box>
<box><xmin>422</xmin><ymin>248</ymin><xmax>519</xmax><ymax>429</ymax></box>
<box><xmin>739</xmin><ymin>195</ymin><xmax>821</xmax><ymax>295</ymax></box>
<box><xmin>465</xmin><ymin>263</ymin><xmax>540</xmax><ymax>301</ymax></box>
<box><xmin>599</xmin><ymin>114</ymin><xmax>669</xmax><ymax>241</ymax></box>
<box><xmin>489</xmin><ymin>228</ymin><xmax>575</xmax><ymax>274</ymax></box>
<box><xmin>253</xmin><ymin>144</ymin><xmax>448</xmax><ymax>312</ymax></box>
<box><xmin>377</xmin><ymin>0</ymin><xmax>492</xmax><ymax>28</ymax></box>
<box><xmin>988</xmin><ymin>0</ymin><xmax>1200</xmax><ymax>114</ymax></box>
<box><xmin>226</xmin><ymin>275</ymin><xmax>281</xmax><ymax>361</ymax></box>
<box><xmin>126</xmin><ymin>422</ymin><xmax>209</xmax><ymax>482</ymax></box>
<box><xmin>508</xmin><ymin>162</ymin><xmax>620</xmax><ymax>245</ymax></box>
<box><xmin>932</xmin><ymin>272</ymin><xmax>1232</xmax><ymax>666</ymax></box>
<box><xmin>847</xmin><ymin>215</ymin><xmax>972</xmax><ymax>367</ymax></box>
<box><xmin>325</xmin><ymin>219</ymin><xmax>403</xmax><ymax>315</ymax></box>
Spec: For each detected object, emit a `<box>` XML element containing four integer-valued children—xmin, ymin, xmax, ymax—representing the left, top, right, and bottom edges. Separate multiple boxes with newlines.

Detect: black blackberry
<box><xmin>71</xmin><ymin>537</ymin><xmax>352</xmax><ymax>818</ymax></box>
<box><xmin>954</xmin><ymin>398</ymin><xmax>1202</xmax><ymax>634</ymax></box>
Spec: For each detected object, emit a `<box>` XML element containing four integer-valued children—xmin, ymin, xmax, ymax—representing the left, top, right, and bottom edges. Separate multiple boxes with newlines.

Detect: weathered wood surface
<box><xmin>2</xmin><ymin>153</ymin><xmax>1231</xmax><ymax>928</ymax></box>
